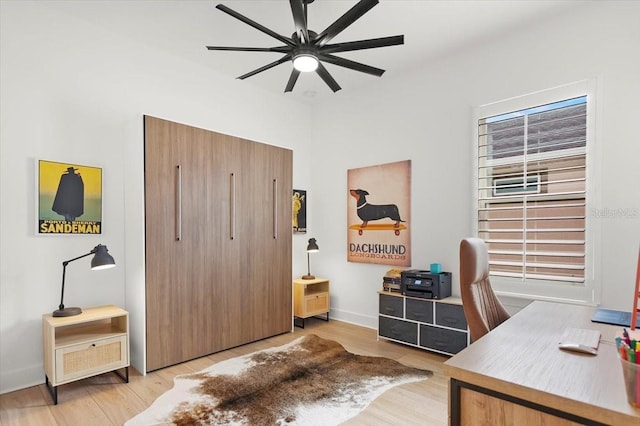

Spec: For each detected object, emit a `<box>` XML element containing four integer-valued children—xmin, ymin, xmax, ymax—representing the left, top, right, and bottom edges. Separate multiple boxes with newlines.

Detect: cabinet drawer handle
<box><xmin>175</xmin><ymin>165</ymin><xmax>182</xmax><ymax>241</ymax></box>
<box><xmin>442</xmin><ymin>316</ymin><xmax>458</xmax><ymax>325</ymax></box>
<box><xmin>230</xmin><ymin>173</ymin><xmax>236</xmax><ymax>240</ymax></box>
<box><xmin>272</xmin><ymin>179</ymin><xmax>278</xmax><ymax>239</ymax></box>
<box><xmin>91</xmin><ymin>343</ymin><xmax>96</xmax><ymax>347</ymax></box>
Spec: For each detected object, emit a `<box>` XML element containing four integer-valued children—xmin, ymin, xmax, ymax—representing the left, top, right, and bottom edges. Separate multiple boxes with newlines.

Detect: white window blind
<box><xmin>477</xmin><ymin>96</ymin><xmax>587</xmax><ymax>284</ymax></box>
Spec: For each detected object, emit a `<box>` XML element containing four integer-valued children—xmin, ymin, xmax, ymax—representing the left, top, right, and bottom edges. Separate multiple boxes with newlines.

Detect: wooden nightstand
<box><xmin>293</xmin><ymin>278</ymin><xmax>330</xmax><ymax>328</ymax></box>
<box><xmin>42</xmin><ymin>305</ymin><xmax>130</xmax><ymax>404</ymax></box>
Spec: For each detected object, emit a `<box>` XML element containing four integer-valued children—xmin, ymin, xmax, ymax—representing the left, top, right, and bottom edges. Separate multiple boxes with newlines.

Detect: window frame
<box><xmin>472</xmin><ymin>80</ymin><xmax>600</xmax><ymax>305</ymax></box>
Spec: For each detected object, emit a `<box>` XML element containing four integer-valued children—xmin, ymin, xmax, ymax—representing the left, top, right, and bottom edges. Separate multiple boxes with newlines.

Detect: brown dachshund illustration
<box><xmin>349</xmin><ymin>189</ymin><xmax>405</xmax><ymax>228</ymax></box>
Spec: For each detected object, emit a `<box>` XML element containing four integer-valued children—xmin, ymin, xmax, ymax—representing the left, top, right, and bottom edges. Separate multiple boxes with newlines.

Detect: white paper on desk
<box><xmin>558</xmin><ymin>327</ymin><xmax>601</xmax><ymax>349</ymax></box>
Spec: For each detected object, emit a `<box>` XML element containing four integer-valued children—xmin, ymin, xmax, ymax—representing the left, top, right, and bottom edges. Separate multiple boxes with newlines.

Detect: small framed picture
<box><xmin>292</xmin><ymin>189</ymin><xmax>307</xmax><ymax>233</ymax></box>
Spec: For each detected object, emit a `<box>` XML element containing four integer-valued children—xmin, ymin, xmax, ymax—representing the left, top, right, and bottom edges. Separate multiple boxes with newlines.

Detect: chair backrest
<box><xmin>459</xmin><ymin>237</ymin><xmax>510</xmax><ymax>342</ymax></box>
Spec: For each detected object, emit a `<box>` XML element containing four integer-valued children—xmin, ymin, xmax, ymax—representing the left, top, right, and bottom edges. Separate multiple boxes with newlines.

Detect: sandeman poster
<box><xmin>38</xmin><ymin>160</ymin><xmax>102</xmax><ymax>234</ymax></box>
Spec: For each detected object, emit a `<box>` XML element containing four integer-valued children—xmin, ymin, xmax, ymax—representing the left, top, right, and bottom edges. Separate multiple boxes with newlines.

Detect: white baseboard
<box><xmin>0</xmin><ymin>363</ymin><xmax>44</xmax><ymax>395</ymax></box>
<box><xmin>329</xmin><ymin>308</ymin><xmax>378</xmax><ymax>330</ymax></box>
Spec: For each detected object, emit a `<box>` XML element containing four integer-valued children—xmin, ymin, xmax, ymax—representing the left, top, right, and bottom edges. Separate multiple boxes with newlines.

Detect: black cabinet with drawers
<box><xmin>378</xmin><ymin>292</ymin><xmax>469</xmax><ymax>355</ymax></box>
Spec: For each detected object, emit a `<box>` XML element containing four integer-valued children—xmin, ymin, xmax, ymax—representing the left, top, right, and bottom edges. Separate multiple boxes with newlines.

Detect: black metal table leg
<box><xmin>45</xmin><ymin>374</ymin><xmax>57</xmax><ymax>405</ymax></box>
<box><xmin>113</xmin><ymin>366</ymin><xmax>129</xmax><ymax>383</ymax></box>
<box><xmin>294</xmin><ymin>313</ymin><xmax>329</xmax><ymax>328</ymax></box>
<box><xmin>45</xmin><ymin>367</ymin><xmax>128</xmax><ymax>405</ymax></box>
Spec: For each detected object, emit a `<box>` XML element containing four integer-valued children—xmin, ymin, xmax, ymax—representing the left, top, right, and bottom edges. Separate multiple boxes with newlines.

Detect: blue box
<box><xmin>430</xmin><ymin>263</ymin><xmax>442</xmax><ymax>274</ymax></box>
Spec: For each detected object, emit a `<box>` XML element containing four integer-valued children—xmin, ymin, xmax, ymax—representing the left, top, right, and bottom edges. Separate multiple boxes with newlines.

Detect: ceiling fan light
<box><xmin>293</xmin><ymin>54</ymin><xmax>319</xmax><ymax>72</ymax></box>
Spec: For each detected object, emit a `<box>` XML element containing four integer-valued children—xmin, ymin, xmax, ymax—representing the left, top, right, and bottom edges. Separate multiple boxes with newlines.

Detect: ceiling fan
<box><xmin>206</xmin><ymin>0</ymin><xmax>404</xmax><ymax>93</ymax></box>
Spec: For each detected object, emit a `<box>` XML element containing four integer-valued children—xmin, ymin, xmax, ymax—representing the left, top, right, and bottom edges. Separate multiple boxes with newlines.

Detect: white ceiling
<box><xmin>42</xmin><ymin>0</ymin><xmax>581</xmax><ymax>103</ymax></box>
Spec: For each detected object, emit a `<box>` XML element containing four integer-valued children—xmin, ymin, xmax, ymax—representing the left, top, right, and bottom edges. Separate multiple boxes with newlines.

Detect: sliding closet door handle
<box><xmin>175</xmin><ymin>165</ymin><xmax>182</xmax><ymax>241</ymax></box>
<box><xmin>230</xmin><ymin>173</ymin><xmax>236</xmax><ymax>240</ymax></box>
<box><xmin>273</xmin><ymin>179</ymin><xmax>278</xmax><ymax>239</ymax></box>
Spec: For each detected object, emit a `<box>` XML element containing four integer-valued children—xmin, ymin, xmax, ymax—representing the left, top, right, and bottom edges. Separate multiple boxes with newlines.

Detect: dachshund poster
<box><xmin>38</xmin><ymin>160</ymin><xmax>103</xmax><ymax>234</ymax></box>
<box><xmin>347</xmin><ymin>160</ymin><xmax>411</xmax><ymax>266</ymax></box>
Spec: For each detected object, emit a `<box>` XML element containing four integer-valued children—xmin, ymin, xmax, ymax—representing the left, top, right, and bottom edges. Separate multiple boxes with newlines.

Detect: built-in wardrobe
<box><xmin>144</xmin><ymin>116</ymin><xmax>293</xmax><ymax>371</ymax></box>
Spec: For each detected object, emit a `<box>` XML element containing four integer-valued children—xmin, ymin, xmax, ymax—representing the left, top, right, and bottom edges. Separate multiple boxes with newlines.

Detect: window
<box><xmin>474</xmin><ymin>82</ymin><xmax>596</xmax><ymax>303</ymax></box>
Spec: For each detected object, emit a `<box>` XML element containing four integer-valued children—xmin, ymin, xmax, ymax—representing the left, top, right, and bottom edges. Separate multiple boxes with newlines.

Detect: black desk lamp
<box><xmin>302</xmin><ymin>238</ymin><xmax>319</xmax><ymax>280</ymax></box>
<box><xmin>53</xmin><ymin>244</ymin><xmax>116</xmax><ymax>317</ymax></box>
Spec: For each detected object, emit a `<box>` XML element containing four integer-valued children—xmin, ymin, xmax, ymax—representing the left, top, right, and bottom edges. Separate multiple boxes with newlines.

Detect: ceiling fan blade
<box><xmin>237</xmin><ymin>54</ymin><xmax>292</xmax><ymax>80</ymax></box>
<box><xmin>284</xmin><ymin>69</ymin><xmax>301</xmax><ymax>92</ymax></box>
<box><xmin>321</xmin><ymin>35</ymin><xmax>404</xmax><ymax>54</ymax></box>
<box><xmin>289</xmin><ymin>0</ymin><xmax>310</xmax><ymax>44</ymax></box>
<box><xmin>319</xmin><ymin>53</ymin><xmax>385</xmax><ymax>77</ymax></box>
<box><xmin>315</xmin><ymin>62</ymin><xmax>342</xmax><ymax>92</ymax></box>
<box><xmin>315</xmin><ymin>0</ymin><xmax>379</xmax><ymax>47</ymax></box>
<box><xmin>216</xmin><ymin>4</ymin><xmax>295</xmax><ymax>47</ymax></box>
<box><xmin>206</xmin><ymin>45</ymin><xmax>291</xmax><ymax>53</ymax></box>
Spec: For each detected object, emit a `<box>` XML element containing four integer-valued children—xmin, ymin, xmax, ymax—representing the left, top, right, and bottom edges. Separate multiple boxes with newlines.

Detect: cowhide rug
<box><xmin>126</xmin><ymin>334</ymin><xmax>432</xmax><ymax>425</ymax></box>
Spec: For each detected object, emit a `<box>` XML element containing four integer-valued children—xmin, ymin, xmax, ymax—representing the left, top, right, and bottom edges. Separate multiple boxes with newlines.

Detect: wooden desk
<box><xmin>443</xmin><ymin>301</ymin><xmax>640</xmax><ymax>425</ymax></box>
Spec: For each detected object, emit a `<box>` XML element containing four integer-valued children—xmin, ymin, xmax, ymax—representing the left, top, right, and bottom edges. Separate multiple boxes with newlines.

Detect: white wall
<box><xmin>2</xmin><ymin>0</ymin><xmax>639</xmax><ymax>395</ymax></box>
<box><xmin>310</xmin><ymin>1</ymin><xmax>640</xmax><ymax>327</ymax></box>
<box><xmin>0</xmin><ymin>1</ymin><xmax>312</xmax><ymax>393</ymax></box>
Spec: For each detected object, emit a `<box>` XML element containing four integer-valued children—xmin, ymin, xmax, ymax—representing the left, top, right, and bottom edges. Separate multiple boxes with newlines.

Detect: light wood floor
<box><xmin>0</xmin><ymin>318</ymin><xmax>450</xmax><ymax>425</ymax></box>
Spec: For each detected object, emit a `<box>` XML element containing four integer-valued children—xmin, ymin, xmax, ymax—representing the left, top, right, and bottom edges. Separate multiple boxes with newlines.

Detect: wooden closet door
<box><xmin>236</xmin><ymin>140</ymin><xmax>293</xmax><ymax>341</ymax></box>
<box><xmin>211</xmin><ymin>134</ymin><xmax>244</xmax><ymax>350</ymax></box>
<box><xmin>145</xmin><ymin>116</ymin><xmax>241</xmax><ymax>371</ymax></box>
<box><xmin>178</xmin><ymin>130</ymin><xmax>243</xmax><ymax>360</ymax></box>
<box><xmin>266</xmin><ymin>143</ymin><xmax>293</xmax><ymax>336</ymax></box>
<box><xmin>145</xmin><ymin>116</ymin><xmax>192</xmax><ymax>371</ymax></box>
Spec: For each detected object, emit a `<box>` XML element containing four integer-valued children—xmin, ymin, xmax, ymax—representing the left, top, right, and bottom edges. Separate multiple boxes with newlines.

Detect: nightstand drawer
<box><xmin>55</xmin><ymin>335</ymin><xmax>128</xmax><ymax>383</ymax></box>
<box><xmin>304</xmin><ymin>292</ymin><xmax>329</xmax><ymax>316</ymax></box>
<box><xmin>379</xmin><ymin>316</ymin><xmax>417</xmax><ymax>344</ymax></box>
<box><xmin>379</xmin><ymin>294</ymin><xmax>404</xmax><ymax>318</ymax></box>
<box><xmin>435</xmin><ymin>303</ymin><xmax>468</xmax><ymax>330</ymax></box>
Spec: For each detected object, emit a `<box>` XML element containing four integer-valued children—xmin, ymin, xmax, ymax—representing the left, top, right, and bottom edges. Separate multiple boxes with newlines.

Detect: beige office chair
<box><xmin>459</xmin><ymin>237</ymin><xmax>510</xmax><ymax>342</ymax></box>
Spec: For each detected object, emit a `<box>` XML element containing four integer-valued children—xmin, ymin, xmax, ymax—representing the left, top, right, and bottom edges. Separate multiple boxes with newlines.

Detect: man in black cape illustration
<box><xmin>52</xmin><ymin>167</ymin><xmax>84</xmax><ymax>221</ymax></box>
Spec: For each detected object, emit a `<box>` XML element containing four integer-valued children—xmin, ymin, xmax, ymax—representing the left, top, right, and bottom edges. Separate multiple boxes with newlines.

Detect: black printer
<box><xmin>401</xmin><ymin>269</ymin><xmax>451</xmax><ymax>299</ymax></box>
